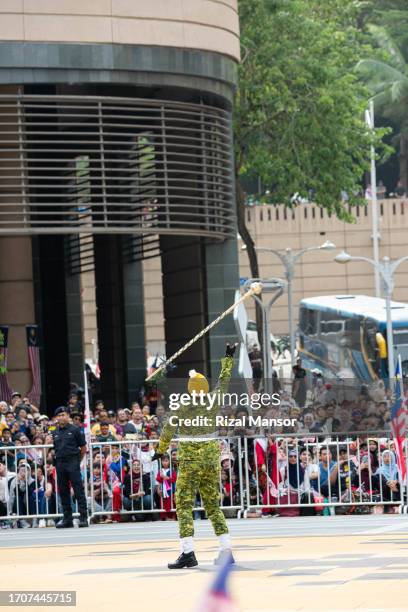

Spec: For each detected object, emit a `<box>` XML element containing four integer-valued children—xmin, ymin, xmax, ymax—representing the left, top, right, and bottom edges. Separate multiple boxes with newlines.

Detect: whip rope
<box><xmin>145</xmin><ymin>282</ymin><xmax>262</xmax><ymax>382</ymax></box>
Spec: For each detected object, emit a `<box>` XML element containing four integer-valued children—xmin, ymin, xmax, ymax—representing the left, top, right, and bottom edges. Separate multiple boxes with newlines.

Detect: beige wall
<box><xmin>79</xmin><ymin>248</ymin><xmax>166</xmax><ymax>361</ymax></box>
<box><xmin>143</xmin><ymin>254</ymin><xmax>165</xmax><ymax>356</ymax></box>
<box><xmin>81</xmin><ymin>268</ymin><xmax>98</xmax><ymax>363</ymax></box>
<box><xmin>239</xmin><ymin>200</ymin><xmax>408</xmax><ymax>335</ymax></box>
<box><xmin>0</xmin><ymin>0</ymin><xmax>239</xmax><ymax>60</ymax></box>
<box><xmin>0</xmin><ymin>237</ymin><xmax>35</xmax><ymax>395</ymax></box>
<box><xmin>0</xmin><ymin>88</ymin><xmax>36</xmax><ymax>394</ymax></box>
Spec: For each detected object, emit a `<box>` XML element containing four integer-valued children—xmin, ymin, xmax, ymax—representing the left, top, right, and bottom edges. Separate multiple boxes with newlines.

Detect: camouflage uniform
<box><xmin>157</xmin><ymin>356</ymin><xmax>234</xmax><ymax>538</ymax></box>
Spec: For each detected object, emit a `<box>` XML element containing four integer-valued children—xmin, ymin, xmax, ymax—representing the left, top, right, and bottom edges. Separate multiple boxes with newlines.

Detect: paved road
<box><xmin>1</xmin><ymin>514</ymin><xmax>408</xmax><ymax>549</ymax></box>
<box><xmin>2</xmin><ymin>515</ymin><xmax>408</xmax><ymax>611</ymax></box>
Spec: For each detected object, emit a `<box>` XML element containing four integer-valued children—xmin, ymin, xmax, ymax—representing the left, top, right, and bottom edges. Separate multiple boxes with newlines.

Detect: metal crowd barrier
<box><xmin>88</xmin><ymin>437</ymin><xmax>245</xmax><ymax>519</ymax></box>
<box><xmin>0</xmin><ymin>435</ymin><xmax>404</xmax><ymax>526</ymax></box>
<box><xmin>0</xmin><ymin>443</ymin><xmax>81</xmax><ymax>524</ymax></box>
<box><xmin>244</xmin><ymin>435</ymin><xmax>404</xmax><ymax>516</ymax></box>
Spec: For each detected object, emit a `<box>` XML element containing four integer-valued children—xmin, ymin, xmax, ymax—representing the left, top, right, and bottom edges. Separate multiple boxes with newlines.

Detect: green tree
<box><xmin>356</xmin><ymin>3</ymin><xmax>408</xmax><ymax>188</ymax></box>
<box><xmin>366</xmin><ymin>0</ymin><xmax>408</xmax><ymax>57</ymax></box>
<box><xmin>235</xmin><ymin>0</ymin><xmax>385</xmax><ymax>284</ymax></box>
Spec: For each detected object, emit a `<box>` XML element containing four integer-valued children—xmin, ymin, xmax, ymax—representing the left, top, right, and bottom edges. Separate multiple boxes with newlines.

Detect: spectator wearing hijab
<box><xmin>377</xmin><ymin>450</ymin><xmax>400</xmax><ymax>505</ymax></box>
<box><xmin>352</xmin><ymin>449</ymin><xmax>379</xmax><ymax>495</ymax></box>
<box><xmin>368</xmin><ymin>439</ymin><xmax>380</xmax><ymax>472</ymax></box>
<box><xmin>284</xmin><ymin>448</ymin><xmax>305</xmax><ymax>493</ymax></box>
<box><xmin>123</xmin><ymin>458</ymin><xmax>153</xmax><ymax>519</ymax></box>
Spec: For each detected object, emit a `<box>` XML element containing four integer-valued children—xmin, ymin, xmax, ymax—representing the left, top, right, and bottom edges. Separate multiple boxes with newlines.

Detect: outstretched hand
<box><xmin>225</xmin><ymin>342</ymin><xmax>238</xmax><ymax>358</ymax></box>
<box><xmin>151</xmin><ymin>451</ymin><xmax>163</xmax><ymax>462</ymax></box>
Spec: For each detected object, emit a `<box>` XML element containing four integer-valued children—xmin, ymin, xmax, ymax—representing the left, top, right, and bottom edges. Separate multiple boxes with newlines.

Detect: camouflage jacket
<box><xmin>157</xmin><ymin>356</ymin><xmax>234</xmax><ymax>464</ymax></box>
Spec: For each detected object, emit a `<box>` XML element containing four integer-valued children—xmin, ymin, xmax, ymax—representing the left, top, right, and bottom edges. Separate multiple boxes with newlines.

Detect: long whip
<box><xmin>145</xmin><ymin>281</ymin><xmax>263</xmax><ymax>381</ymax></box>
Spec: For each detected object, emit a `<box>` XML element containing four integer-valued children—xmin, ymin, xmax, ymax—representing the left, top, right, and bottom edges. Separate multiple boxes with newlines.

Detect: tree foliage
<box><xmin>365</xmin><ymin>0</ymin><xmax>408</xmax><ymax>58</ymax></box>
<box><xmin>357</xmin><ymin>26</ymin><xmax>408</xmax><ymax>122</ymax></box>
<box><xmin>235</xmin><ymin>0</ymin><xmax>383</xmax><ymax>213</ymax></box>
<box><xmin>235</xmin><ymin>0</ymin><xmax>387</xmax><ymax>286</ymax></box>
<box><xmin>356</xmin><ymin>1</ymin><xmax>408</xmax><ymax>186</ymax></box>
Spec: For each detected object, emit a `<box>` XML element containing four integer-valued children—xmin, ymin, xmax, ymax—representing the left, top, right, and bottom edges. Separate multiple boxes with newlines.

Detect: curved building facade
<box><xmin>0</xmin><ymin>1</ymin><xmax>240</xmax><ymax>410</ymax></box>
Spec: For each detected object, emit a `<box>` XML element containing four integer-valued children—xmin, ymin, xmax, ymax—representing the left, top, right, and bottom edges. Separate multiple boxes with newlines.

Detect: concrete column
<box><xmin>122</xmin><ymin>250</ymin><xmax>146</xmax><ymax>402</ymax></box>
<box><xmin>65</xmin><ymin>267</ymin><xmax>85</xmax><ymax>389</ymax></box>
<box><xmin>160</xmin><ymin>235</ymin><xmax>208</xmax><ymax>377</ymax></box>
<box><xmin>33</xmin><ymin>236</ymin><xmax>70</xmax><ymax>412</ymax></box>
<box><xmin>94</xmin><ymin>235</ymin><xmax>146</xmax><ymax>407</ymax></box>
<box><xmin>0</xmin><ymin>89</ymin><xmax>36</xmax><ymax>396</ymax></box>
<box><xmin>205</xmin><ymin>237</ymin><xmax>240</xmax><ymax>377</ymax></box>
<box><xmin>0</xmin><ymin>237</ymin><xmax>36</xmax><ymax>395</ymax></box>
<box><xmin>94</xmin><ymin>235</ymin><xmax>126</xmax><ymax>408</ymax></box>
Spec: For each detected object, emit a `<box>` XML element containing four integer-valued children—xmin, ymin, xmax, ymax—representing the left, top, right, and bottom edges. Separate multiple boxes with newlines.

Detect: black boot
<box><xmin>55</xmin><ymin>518</ymin><xmax>74</xmax><ymax>529</ymax></box>
<box><xmin>78</xmin><ymin>515</ymin><xmax>89</xmax><ymax>528</ymax></box>
<box><xmin>168</xmin><ymin>551</ymin><xmax>198</xmax><ymax>569</ymax></box>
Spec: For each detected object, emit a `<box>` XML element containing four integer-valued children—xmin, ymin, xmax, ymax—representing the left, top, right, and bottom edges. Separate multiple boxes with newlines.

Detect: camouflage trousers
<box><xmin>176</xmin><ymin>461</ymin><xmax>228</xmax><ymax>538</ymax></box>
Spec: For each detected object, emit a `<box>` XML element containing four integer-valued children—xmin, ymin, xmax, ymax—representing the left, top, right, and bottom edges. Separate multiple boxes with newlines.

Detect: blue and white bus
<box><xmin>298</xmin><ymin>295</ymin><xmax>408</xmax><ymax>381</ymax></box>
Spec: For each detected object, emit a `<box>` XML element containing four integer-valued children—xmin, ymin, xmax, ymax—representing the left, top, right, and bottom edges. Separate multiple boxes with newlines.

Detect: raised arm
<box><xmin>212</xmin><ymin>343</ymin><xmax>237</xmax><ymax>395</ymax></box>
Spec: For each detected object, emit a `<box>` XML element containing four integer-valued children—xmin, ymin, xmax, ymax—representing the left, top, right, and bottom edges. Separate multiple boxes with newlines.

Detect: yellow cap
<box><xmin>188</xmin><ymin>369</ymin><xmax>209</xmax><ymax>394</ymax></box>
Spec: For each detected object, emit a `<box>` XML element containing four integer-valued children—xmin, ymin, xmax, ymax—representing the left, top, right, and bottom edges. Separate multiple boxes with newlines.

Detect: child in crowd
<box><xmin>156</xmin><ymin>453</ymin><xmax>177</xmax><ymax>520</ymax></box>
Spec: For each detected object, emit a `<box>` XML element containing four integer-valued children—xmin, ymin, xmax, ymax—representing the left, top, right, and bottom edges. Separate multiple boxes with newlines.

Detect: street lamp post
<box><xmin>335</xmin><ymin>251</ymin><xmax>408</xmax><ymax>386</ymax></box>
<box><xmin>242</xmin><ymin>241</ymin><xmax>336</xmax><ymax>364</ymax></box>
<box><xmin>243</xmin><ymin>278</ymin><xmax>286</xmax><ymax>396</ymax></box>
<box><xmin>365</xmin><ymin>100</ymin><xmax>381</xmax><ymax>297</ymax></box>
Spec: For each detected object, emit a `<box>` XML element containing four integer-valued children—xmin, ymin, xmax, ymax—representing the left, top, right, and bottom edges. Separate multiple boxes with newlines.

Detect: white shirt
<box><xmin>0</xmin><ymin>471</ymin><xmax>16</xmax><ymax>505</ymax></box>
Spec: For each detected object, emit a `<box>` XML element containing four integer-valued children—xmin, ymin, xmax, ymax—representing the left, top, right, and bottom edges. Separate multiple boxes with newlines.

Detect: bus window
<box><xmin>344</xmin><ymin>318</ymin><xmax>360</xmax><ymax>351</ymax></box>
<box><xmin>393</xmin><ymin>329</ymin><xmax>408</xmax><ymax>376</ymax></box>
<box><xmin>324</xmin><ymin>320</ymin><xmax>344</xmax><ymax>334</ymax></box>
<box><xmin>320</xmin><ymin>310</ymin><xmax>346</xmax><ymax>338</ymax></box>
<box><xmin>306</xmin><ymin>309</ymin><xmax>318</xmax><ymax>336</ymax></box>
<box><xmin>299</xmin><ymin>307</ymin><xmax>308</xmax><ymax>333</ymax></box>
<box><xmin>299</xmin><ymin>306</ymin><xmax>317</xmax><ymax>336</ymax></box>
<box><xmin>393</xmin><ymin>329</ymin><xmax>408</xmax><ymax>346</ymax></box>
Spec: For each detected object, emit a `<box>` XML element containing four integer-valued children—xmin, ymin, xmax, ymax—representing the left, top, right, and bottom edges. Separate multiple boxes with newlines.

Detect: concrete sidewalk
<box><xmin>1</xmin><ymin>517</ymin><xmax>408</xmax><ymax>611</ymax></box>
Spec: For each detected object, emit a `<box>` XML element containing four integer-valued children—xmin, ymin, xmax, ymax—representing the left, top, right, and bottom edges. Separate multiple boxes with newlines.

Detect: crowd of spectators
<box><xmin>0</xmin><ymin>363</ymin><xmax>405</xmax><ymax>528</ymax></box>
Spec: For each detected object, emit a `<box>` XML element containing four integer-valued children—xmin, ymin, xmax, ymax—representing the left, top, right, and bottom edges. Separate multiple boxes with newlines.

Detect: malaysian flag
<box><xmin>196</xmin><ymin>555</ymin><xmax>238</xmax><ymax>612</ymax></box>
<box><xmin>26</xmin><ymin>326</ymin><xmax>42</xmax><ymax>408</ymax></box>
<box><xmin>390</xmin><ymin>357</ymin><xmax>407</xmax><ymax>481</ymax></box>
<box><xmin>0</xmin><ymin>326</ymin><xmax>13</xmax><ymax>403</ymax></box>
<box><xmin>83</xmin><ymin>369</ymin><xmax>92</xmax><ymax>446</ymax></box>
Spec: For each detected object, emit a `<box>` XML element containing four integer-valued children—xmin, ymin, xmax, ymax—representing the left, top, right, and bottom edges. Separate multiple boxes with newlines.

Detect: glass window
<box><xmin>393</xmin><ymin>330</ymin><xmax>408</xmax><ymax>345</ymax></box>
<box><xmin>299</xmin><ymin>307</ymin><xmax>308</xmax><ymax>333</ymax></box>
<box><xmin>306</xmin><ymin>309</ymin><xmax>318</xmax><ymax>336</ymax></box>
<box><xmin>344</xmin><ymin>317</ymin><xmax>361</xmax><ymax>351</ymax></box>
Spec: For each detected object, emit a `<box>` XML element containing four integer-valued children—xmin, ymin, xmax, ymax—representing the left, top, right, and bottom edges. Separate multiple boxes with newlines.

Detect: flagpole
<box><xmin>83</xmin><ymin>369</ymin><xmax>92</xmax><ymax>447</ymax></box>
<box><xmin>399</xmin><ymin>354</ymin><xmax>408</xmax><ymax>508</ymax></box>
<box><xmin>83</xmin><ymin>369</ymin><xmax>92</xmax><ymax>520</ymax></box>
<box><xmin>405</xmin><ymin>442</ymin><xmax>408</xmax><ymax>510</ymax></box>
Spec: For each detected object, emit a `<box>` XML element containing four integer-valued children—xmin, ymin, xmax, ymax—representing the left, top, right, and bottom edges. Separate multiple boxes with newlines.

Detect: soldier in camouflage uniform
<box><xmin>153</xmin><ymin>343</ymin><xmax>236</xmax><ymax>569</ymax></box>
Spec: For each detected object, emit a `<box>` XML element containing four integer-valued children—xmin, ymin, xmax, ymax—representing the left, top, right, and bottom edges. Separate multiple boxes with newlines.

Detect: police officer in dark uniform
<box><xmin>52</xmin><ymin>406</ymin><xmax>88</xmax><ymax>528</ymax></box>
